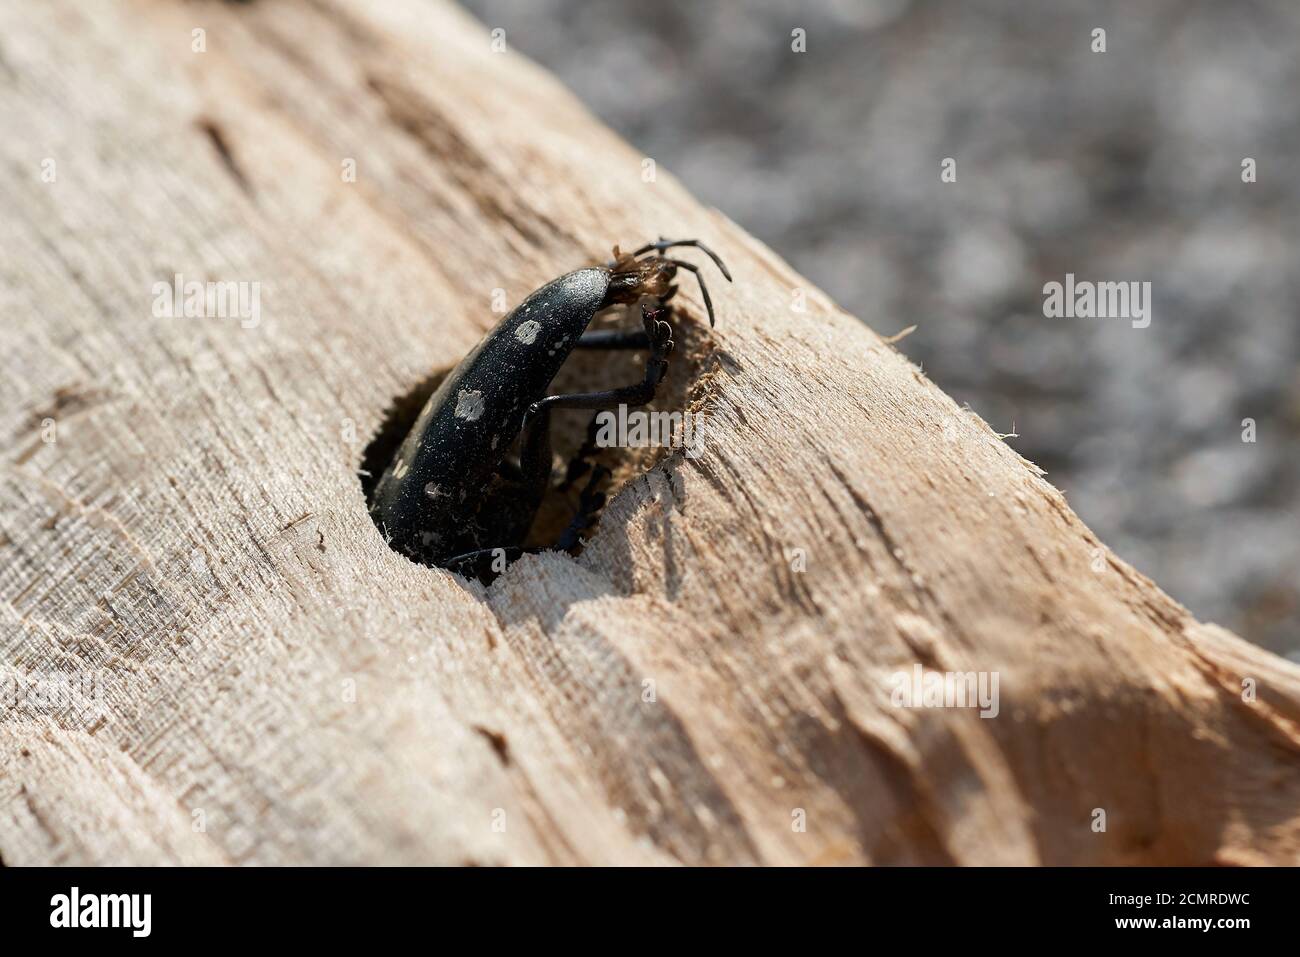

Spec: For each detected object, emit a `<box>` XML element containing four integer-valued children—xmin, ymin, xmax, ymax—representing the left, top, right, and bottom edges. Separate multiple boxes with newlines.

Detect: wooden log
<box><xmin>1</xmin><ymin>0</ymin><xmax>1297</xmax><ymax>866</ymax></box>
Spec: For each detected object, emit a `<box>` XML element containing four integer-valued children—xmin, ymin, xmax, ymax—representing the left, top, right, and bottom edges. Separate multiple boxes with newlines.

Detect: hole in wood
<box><xmin>361</xmin><ymin>308</ymin><xmax>711</xmax><ymax>573</ymax></box>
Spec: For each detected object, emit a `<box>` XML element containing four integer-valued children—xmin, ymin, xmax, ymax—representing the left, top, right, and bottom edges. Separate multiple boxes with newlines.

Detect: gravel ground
<box><xmin>463</xmin><ymin>0</ymin><xmax>1300</xmax><ymax>657</ymax></box>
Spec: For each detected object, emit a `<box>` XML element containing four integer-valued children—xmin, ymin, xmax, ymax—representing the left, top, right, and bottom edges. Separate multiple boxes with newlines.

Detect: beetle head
<box><xmin>605</xmin><ymin>246</ymin><xmax>676</xmax><ymax>306</ymax></box>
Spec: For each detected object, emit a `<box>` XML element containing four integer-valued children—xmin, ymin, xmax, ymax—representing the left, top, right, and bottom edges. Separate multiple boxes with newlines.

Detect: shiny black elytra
<box><xmin>368</xmin><ymin>238</ymin><xmax>730</xmax><ymax>580</ymax></box>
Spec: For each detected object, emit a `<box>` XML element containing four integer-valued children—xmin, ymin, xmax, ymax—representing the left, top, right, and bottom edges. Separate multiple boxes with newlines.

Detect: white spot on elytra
<box><xmin>455</xmin><ymin>389</ymin><xmax>485</xmax><ymax>421</ymax></box>
<box><xmin>424</xmin><ymin>482</ymin><xmax>444</xmax><ymax>500</ymax></box>
<box><xmin>515</xmin><ymin>320</ymin><xmax>541</xmax><ymax>345</ymax></box>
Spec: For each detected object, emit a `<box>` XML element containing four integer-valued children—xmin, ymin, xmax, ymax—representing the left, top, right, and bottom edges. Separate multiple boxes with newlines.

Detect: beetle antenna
<box><xmin>632</xmin><ymin>238</ymin><xmax>732</xmax><ymax>282</ymax></box>
<box><xmin>662</xmin><ymin>258</ymin><xmax>716</xmax><ymax>327</ymax></box>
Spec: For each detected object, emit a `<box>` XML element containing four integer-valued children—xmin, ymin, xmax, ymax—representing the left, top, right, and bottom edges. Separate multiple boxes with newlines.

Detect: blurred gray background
<box><xmin>463</xmin><ymin>0</ymin><xmax>1300</xmax><ymax>656</ymax></box>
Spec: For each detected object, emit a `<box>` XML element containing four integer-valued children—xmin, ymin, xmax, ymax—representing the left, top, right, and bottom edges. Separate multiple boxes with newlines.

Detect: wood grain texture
<box><xmin>1</xmin><ymin>0</ymin><xmax>1297</xmax><ymax>866</ymax></box>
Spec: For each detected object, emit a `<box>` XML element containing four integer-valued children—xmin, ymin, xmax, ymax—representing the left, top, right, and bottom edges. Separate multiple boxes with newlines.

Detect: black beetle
<box><xmin>368</xmin><ymin>238</ymin><xmax>730</xmax><ymax>580</ymax></box>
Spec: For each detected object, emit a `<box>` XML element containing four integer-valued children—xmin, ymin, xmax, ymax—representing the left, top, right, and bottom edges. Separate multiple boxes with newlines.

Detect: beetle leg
<box><xmin>554</xmin><ymin>463</ymin><xmax>611</xmax><ymax>552</ymax></box>
<box><xmin>557</xmin><ymin>414</ymin><xmax>604</xmax><ymax>491</ymax></box>
<box><xmin>440</xmin><ymin>545</ymin><xmax>532</xmax><ymax>583</ymax></box>
<box><xmin>574</xmin><ymin>284</ymin><xmax>681</xmax><ymax>350</ymax></box>
<box><xmin>523</xmin><ymin>306</ymin><xmax>674</xmax><ymax>425</ymax></box>
<box><xmin>567</xmin><ymin>313</ymin><xmax>679</xmax><ymax>489</ymax></box>
<box><xmin>573</xmin><ymin>328</ymin><xmax>652</xmax><ymax>350</ymax></box>
<box><xmin>523</xmin><ymin>373</ymin><xmax>659</xmax><ymax>419</ymax></box>
<box><xmin>660</xmin><ymin>258</ymin><xmax>718</xmax><ymax>327</ymax></box>
<box><xmin>515</xmin><ymin>394</ymin><xmax>556</xmax><ymax>509</ymax></box>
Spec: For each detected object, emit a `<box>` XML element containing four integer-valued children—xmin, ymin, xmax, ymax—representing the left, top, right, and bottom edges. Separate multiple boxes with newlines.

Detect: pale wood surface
<box><xmin>1</xmin><ymin>0</ymin><xmax>1297</xmax><ymax>866</ymax></box>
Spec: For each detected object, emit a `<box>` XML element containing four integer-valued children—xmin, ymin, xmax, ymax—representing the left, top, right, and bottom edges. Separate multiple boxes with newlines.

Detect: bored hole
<box><xmin>358</xmin><ymin>368</ymin><xmax>447</xmax><ymax>503</ymax></box>
<box><xmin>361</xmin><ymin>309</ymin><xmax>711</xmax><ymax>575</ymax></box>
